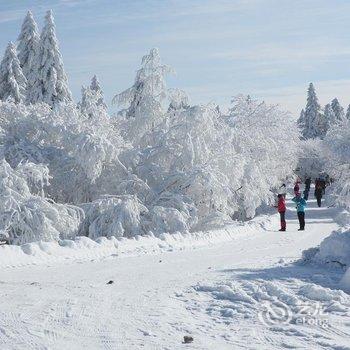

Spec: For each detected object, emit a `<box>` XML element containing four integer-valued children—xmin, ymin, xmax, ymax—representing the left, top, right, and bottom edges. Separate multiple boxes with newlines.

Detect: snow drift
<box><xmin>303</xmin><ymin>228</ymin><xmax>350</xmax><ymax>269</ymax></box>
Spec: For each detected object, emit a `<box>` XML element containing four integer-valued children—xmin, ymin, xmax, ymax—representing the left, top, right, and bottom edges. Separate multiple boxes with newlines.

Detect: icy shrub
<box><xmin>80</xmin><ymin>194</ymin><xmax>198</xmax><ymax>238</ymax></box>
<box><xmin>147</xmin><ymin>206</ymin><xmax>190</xmax><ymax>235</ymax></box>
<box><xmin>152</xmin><ymin>191</ymin><xmax>198</xmax><ymax>229</ymax></box>
<box><xmin>79</xmin><ymin>195</ymin><xmax>148</xmax><ymax>239</ymax></box>
<box><xmin>0</xmin><ymin>159</ymin><xmax>83</xmax><ymax>244</ymax></box>
<box><xmin>158</xmin><ymin>169</ymin><xmax>234</xmax><ymax>223</ymax></box>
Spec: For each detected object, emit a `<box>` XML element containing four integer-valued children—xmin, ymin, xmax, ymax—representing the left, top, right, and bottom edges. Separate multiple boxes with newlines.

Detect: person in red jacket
<box><xmin>275</xmin><ymin>194</ymin><xmax>286</xmax><ymax>231</ymax></box>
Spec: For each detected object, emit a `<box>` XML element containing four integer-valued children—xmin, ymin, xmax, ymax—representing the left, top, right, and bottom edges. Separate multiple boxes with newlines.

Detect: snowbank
<box><xmin>0</xmin><ymin>215</ymin><xmax>271</xmax><ymax>268</ymax></box>
<box><xmin>340</xmin><ymin>268</ymin><xmax>350</xmax><ymax>293</ymax></box>
<box><xmin>301</xmin><ymin>209</ymin><xmax>350</xmax><ymax>292</ymax></box>
<box><xmin>302</xmin><ymin>227</ymin><xmax>350</xmax><ymax>269</ymax></box>
<box><xmin>302</xmin><ymin>209</ymin><xmax>350</xmax><ymax>267</ymax></box>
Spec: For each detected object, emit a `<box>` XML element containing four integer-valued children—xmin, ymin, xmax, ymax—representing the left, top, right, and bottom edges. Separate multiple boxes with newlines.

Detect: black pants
<box><xmin>297</xmin><ymin>212</ymin><xmax>305</xmax><ymax>229</ymax></box>
<box><xmin>316</xmin><ymin>196</ymin><xmax>322</xmax><ymax>207</ymax></box>
<box><xmin>280</xmin><ymin>211</ymin><xmax>286</xmax><ymax>230</ymax></box>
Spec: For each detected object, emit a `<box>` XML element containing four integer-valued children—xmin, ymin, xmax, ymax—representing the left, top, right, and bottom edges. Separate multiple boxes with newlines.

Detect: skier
<box><xmin>275</xmin><ymin>194</ymin><xmax>286</xmax><ymax>231</ymax></box>
<box><xmin>292</xmin><ymin>193</ymin><xmax>307</xmax><ymax>231</ymax></box>
<box><xmin>303</xmin><ymin>177</ymin><xmax>311</xmax><ymax>200</ymax></box>
<box><xmin>314</xmin><ymin>181</ymin><xmax>323</xmax><ymax>207</ymax></box>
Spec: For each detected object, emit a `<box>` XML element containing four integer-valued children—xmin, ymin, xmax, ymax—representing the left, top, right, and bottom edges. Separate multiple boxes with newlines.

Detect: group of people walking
<box><xmin>275</xmin><ymin>175</ymin><xmax>328</xmax><ymax>232</ymax></box>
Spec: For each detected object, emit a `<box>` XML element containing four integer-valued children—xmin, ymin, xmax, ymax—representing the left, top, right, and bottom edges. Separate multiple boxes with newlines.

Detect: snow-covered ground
<box><xmin>0</xmin><ymin>198</ymin><xmax>349</xmax><ymax>350</ymax></box>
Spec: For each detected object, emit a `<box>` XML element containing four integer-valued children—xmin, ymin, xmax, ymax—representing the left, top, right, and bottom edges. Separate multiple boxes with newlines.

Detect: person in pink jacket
<box><xmin>294</xmin><ymin>180</ymin><xmax>300</xmax><ymax>196</ymax></box>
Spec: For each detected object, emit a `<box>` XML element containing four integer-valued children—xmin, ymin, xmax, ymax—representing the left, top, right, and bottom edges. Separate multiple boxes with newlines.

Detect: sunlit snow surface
<box><xmin>0</xmin><ymin>198</ymin><xmax>349</xmax><ymax>349</ymax></box>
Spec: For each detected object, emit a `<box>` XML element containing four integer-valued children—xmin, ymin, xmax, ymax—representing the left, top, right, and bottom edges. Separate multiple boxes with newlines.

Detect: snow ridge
<box><xmin>0</xmin><ymin>215</ymin><xmax>272</xmax><ymax>269</ymax></box>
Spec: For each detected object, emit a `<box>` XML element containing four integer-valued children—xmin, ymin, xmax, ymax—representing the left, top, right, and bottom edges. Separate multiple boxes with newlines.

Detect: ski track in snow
<box><xmin>0</xmin><ymin>198</ymin><xmax>348</xmax><ymax>349</ymax></box>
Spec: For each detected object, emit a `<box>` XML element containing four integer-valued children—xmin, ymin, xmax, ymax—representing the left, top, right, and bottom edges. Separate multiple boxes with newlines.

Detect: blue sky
<box><xmin>1</xmin><ymin>0</ymin><xmax>350</xmax><ymax>115</ymax></box>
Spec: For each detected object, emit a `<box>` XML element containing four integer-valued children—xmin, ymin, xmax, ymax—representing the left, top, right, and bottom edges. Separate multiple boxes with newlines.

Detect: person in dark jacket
<box><xmin>303</xmin><ymin>177</ymin><xmax>311</xmax><ymax>200</ymax></box>
<box><xmin>305</xmin><ymin>177</ymin><xmax>311</xmax><ymax>191</ymax></box>
<box><xmin>292</xmin><ymin>193</ymin><xmax>307</xmax><ymax>231</ymax></box>
<box><xmin>314</xmin><ymin>182</ymin><xmax>323</xmax><ymax>207</ymax></box>
<box><xmin>275</xmin><ymin>194</ymin><xmax>286</xmax><ymax>231</ymax></box>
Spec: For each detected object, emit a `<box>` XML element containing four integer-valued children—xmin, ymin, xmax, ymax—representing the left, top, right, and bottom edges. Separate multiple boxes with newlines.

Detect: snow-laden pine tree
<box><xmin>28</xmin><ymin>10</ymin><xmax>72</xmax><ymax>106</ymax></box>
<box><xmin>167</xmin><ymin>88</ymin><xmax>189</xmax><ymax>112</ymax></box>
<box><xmin>17</xmin><ymin>10</ymin><xmax>39</xmax><ymax>92</ymax></box>
<box><xmin>324</xmin><ymin>103</ymin><xmax>336</xmax><ymax>135</ymax></box>
<box><xmin>299</xmin><ymin>83</ymin><xmax>326</xmax><ymax>139</ymax></box>
<box><xmin>346</xmin><ymin>105</ymin><xmax>350</xmax><ymax>120</ymax></box>
<box><xmin>297</xmin><ymin>109</ymin><xmax>305</xmax><ymax>131</ymax></box>
<box><xmin>0</xmin><ymin>42</ymin><xmax>27</xmax><ymax>103</ymax></box>
<box><xmin>113</xmin><ymin>48</ymin><xmax>172</xmax><ymax>146</ymax></box>
<box><xmin>79</xmin><ymin>83</ymin><xmax>107</xmax><ymax>119</ymax></box>
<box><xmin>89</xmin><ymin>75</ymin><xmax>107</xmax><ymax>110</ymax></box>
<box><xmin>331</xmin><ymin>98</ymin><xmax>345</xmax><ymax>122</ymax></box>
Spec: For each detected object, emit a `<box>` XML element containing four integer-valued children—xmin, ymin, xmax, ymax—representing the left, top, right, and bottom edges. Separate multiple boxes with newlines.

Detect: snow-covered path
<box><xmin>0</xmin><ymin>198</ymin><xmax>349</xmax><ymax>350</ymax></box>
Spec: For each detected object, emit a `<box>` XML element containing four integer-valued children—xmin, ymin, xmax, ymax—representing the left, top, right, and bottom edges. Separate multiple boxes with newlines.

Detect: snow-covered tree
<box><xmin>0</xmin><ymin>158</ymin><xmax>83</xmax><ymax>244</ymax></box>
<box><xmin>90</xmin><ymin>75</ymin><xmax>107</xmax><ymax>110</ymax></box>
<box><xmin>299</xmin><ymin>83</ymin><xmax>326</xmax><ymax>139</ymax></box>
<box><xmin>0</xmin><ymin>43</ymin><xmax>307</xmax><ymax>243</ymax></box>
<box><xmin>140</xmin><ymin>104</ymin><xmax>235</xmax><ymax>219</ymax></box>
<box><xmin>346</xmin><ymin>105</ymin><xmax>350</xmax><ymax>120</ymax></box>
<box><xmin>113</xmin><ymin>48</ymin><xmax>173</xmax><ymax>146</ymax></box>
<box><xmin>79</xmin><ymin>76</ymin><xmax>107</xmax><ymax>117</ymax></box>
<box><xmin>0</xmin><ymin>101</ymin><xmax>126</xmax><ymax>204</ymax></box>
<box><xmin>331</xmin><ymin>98</ymin><xmax>344</xmax><ymax>122</ymax></box>
<box><xmin>297</xmin><ymin>138</ymin><xmax>325</xmax><ymax>180</ymax></box>
<box><xmin>324</xmin><ymin>119</ymin><xmax>350</xmax><ymax>210</ymax></box>
<box><xmin>79</xmin><ymin>85</ymin><xmax>102</xmax><ymax>118</ymax></box>
<box><xmin>297</xmin><ymin>109</ymin><xmax>305</xmax><ymax>131</ymax></box>
<box><xmin>0</xmin><ymin>42</ymin><xmax>27</xmax><ymax>103</ymax></box>
<box><xmin>132</xmin><ymin>94</ymin><xmax>300</xmax><ymax>224</ymax></box>
<box><xmin>324</xmin><ymin>103</ymin><xmax>335</xmax><ymax>135</ymax></box>
<box><xmin>17</xmin><ymin>10</ymin><xmax>39</xmax><ymax>92</ymax></box>
<box><xmin>167</xmin><ymin>88</ymin><xmax>190</xmax><ymax>112</ymax></box>
<box><xmin>227</xmin><ymin>95</ymin><xmax>300</xmax><ymax>218</ymax></box>
<box><xmin>28</xmin><ymin>10</ymin><xmax>72</xmax><ymax>106</ymax></box>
